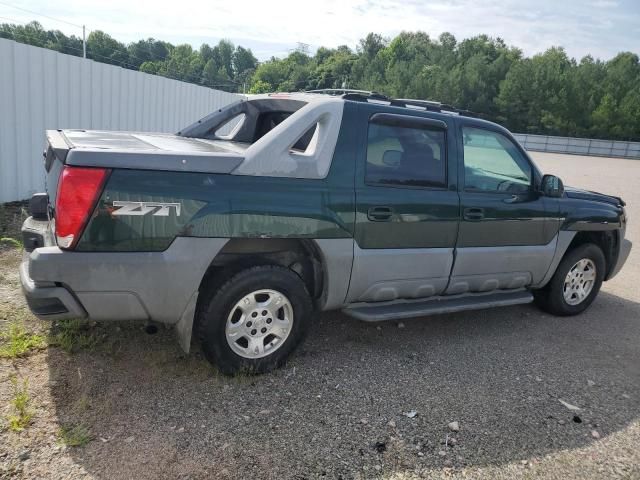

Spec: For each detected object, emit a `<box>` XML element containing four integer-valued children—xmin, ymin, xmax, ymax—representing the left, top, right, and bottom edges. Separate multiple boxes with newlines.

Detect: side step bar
<box><xmin>342</xmin><ymin>289</ymin><xmax>534</xmax><ymax>322</ymax></box>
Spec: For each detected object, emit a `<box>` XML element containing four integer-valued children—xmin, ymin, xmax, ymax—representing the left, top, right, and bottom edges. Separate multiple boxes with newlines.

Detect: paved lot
<box><xmin>1</xmin><ymin>152</ymin><xmax>639</xmax><ymax>479</ymax></box>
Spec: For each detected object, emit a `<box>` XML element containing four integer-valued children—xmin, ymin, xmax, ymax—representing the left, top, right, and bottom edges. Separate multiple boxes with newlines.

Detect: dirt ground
<box><xmin>0</xmin><ymin>152</ymin><xmax>639</xmax><ymax>479</ymax></box>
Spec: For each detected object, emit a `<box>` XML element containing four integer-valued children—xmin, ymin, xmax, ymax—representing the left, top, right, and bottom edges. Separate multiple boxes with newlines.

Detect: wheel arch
<box><xmin>535</xmin><ymin>229</ymin><xmax>619</xmax><ymax>290</ymax></box>
<box><xmin>196</xmin><ymin>238</ymin><xmax>326</xmax><ymax>307</ymax></box>
<box><xmin>566</xmin><ymin>230</ymin><xmax>618</xmax><ymax>280</ymax></box>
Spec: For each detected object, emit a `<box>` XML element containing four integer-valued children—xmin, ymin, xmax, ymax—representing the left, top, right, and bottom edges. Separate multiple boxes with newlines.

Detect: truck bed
<box><xmin>48</xmin><ymin>129</ymin><xmax>246</xmax><ymax>173</ymax></box>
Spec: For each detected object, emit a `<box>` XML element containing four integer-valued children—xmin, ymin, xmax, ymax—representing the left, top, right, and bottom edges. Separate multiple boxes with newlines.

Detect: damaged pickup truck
<box><xmin>20</xmin><ymin>90</ymin><xmax>632</xmax><ymax>374</ymax></box>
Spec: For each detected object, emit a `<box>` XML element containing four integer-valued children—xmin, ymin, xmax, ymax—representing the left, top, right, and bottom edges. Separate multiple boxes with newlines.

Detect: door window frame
<box><xmin>363</xmin><ymin>113</ymin><xmax>450</xmax><ymax>191</ymax></box>
<box><xmin>458</xmin><ymin>123</ymin><xmax>538</xmax><ymax>195</ymax></box>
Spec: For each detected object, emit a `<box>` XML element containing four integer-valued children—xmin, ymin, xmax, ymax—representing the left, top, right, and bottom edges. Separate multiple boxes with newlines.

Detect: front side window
<box><xmin>366</xmin><ymin>122</ymin><xmax>446</xmax><ymax>188</ymax></box>
<box><xmin>462</xmin><ymin>127</ymin><xmax>531</xmax><ymax>193</ymax></box>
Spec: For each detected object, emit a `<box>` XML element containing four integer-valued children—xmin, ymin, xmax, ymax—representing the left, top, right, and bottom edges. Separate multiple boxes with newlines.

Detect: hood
<box><xmin>564</xmin><ymin>186</ymin><xmax>625</xmax><ymax>207</ymax></box>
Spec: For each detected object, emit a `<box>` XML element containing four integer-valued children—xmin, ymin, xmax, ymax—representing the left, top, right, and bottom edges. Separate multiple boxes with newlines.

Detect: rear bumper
<box><xmin>607</xmin><ymin>238</ymin><xmax>632</xmax><ymax>280</ymax></box>
<box><xmin>19</xmin><ymin>217</ymin><xmax>228</xmax><ymax>324</ymax></box>
<box><xmin>20</xmin><ymin>255</ymin><xmax>87</xmax><ymax>321</ymax></box>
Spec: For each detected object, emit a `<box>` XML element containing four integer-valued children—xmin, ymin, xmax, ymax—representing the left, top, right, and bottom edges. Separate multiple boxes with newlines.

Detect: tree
<box><xmin>86</xmin><ymin>30</ymin><xmax>130</xmax><ymax>67</ymax></box>
<box><xmin>128</xmin><ymin>38</ymin><xmax>171</xmax><ymax>68</ymax></box>
<box><xmin>2</xmin><ymin>19</ymin><xmax>639</xmax><ymax>140</ymax></box>
<box><xmin>233</xmin><ymin>46</ymin><xmax>257</xmax><ymax>78</ymax></box>
<box><xmin>158</xmin><ymin>44</ymin><xmax>204</xmax><ymax>83</ymax></box>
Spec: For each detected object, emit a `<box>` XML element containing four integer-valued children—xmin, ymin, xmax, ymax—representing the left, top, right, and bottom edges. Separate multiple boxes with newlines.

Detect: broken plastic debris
<box><xmin>558</xmin><ymin>399</ymin><xmax>581</xmax><ymax>411</ymax></box>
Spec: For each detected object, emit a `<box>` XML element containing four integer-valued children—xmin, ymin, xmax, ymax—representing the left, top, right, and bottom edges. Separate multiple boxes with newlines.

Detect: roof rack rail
<box><xmin>389</xmin><ymin>97</ymin><xmax>477</xmax><ymax>117</ymax></box>
<box><xmin>306</xmin><ymin>88</ymin><xmax>384</xmax><ymax>97</ymax></box>
<box><xmin>307</xmin><ymin>89</ymin><xmax>477</xmax><ymax>118</ymax></box>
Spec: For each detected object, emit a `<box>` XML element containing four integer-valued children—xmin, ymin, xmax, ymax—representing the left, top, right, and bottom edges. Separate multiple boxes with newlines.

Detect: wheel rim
<box><xmin>563</xmin><ymin>258</ymin><xmax>597</xmax><ymax>306</ymax></box>
<box><xmin>225</xmin><ymin>289</ymin><xmax>294</xmax><ymax>359</ymax></box>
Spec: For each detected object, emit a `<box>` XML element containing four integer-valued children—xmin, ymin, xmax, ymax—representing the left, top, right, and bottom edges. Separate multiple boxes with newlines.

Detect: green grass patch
<box><xmin>6</xmin><ymin>376</ymin><xmax>33</xmax><ymax>432</ymax></box>
<box><xmin>0</xmin><ymin>237</ymin><xmax>22</xmax><ymax>249</ymax></box>
<box><xmin>0</xmin><ymin>322</ymin><xmax>46</xmax><ymax>358</ymax></box>
<box><xmin>58</xmin><ymin>424</ymin><xmax>91</xmax><ymax>447</ymax></box>
<box><xmin>48</xmin><ymin>319</ymin><xmax>100</xmax><ymax>353</ymax></box>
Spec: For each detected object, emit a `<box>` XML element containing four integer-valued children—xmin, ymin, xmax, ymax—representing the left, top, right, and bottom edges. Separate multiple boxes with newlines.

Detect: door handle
<box><xmin>368</xmin><ymin>206</ymin><xmax>394</xmax><ymax>222</ymax></box>
<box><xmin>463</xmin><ymin>207</ymin><xmax>485</xmax><ymax>220</ymax></box>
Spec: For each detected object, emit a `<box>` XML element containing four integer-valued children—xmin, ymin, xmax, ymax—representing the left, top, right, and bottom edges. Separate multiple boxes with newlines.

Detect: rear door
<box><xmin>447</xmin><ymin>121</ymin><xmax>558</xmax><ymax>294</ymax></box>
<box><xmin>346</xmin><ymin>104</ymin><xmax>460</xmax><ymax>303</ymax></box>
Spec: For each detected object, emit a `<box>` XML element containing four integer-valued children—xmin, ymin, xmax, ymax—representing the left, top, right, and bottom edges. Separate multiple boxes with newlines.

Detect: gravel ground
<box><xmin>1</xmin><ymin>152</ymin><xmax>639</xmax><ymax>479</ymax></box>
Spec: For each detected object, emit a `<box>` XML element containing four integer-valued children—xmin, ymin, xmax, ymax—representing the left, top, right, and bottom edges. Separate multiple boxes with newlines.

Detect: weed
<box><xmin>0</xmin><ymin>237</ymin><xmax>22</xmax><ymax>249</ymax></box>
<box><xmin>6</xmin><ymin>376</ymin><xmax>33</xmax><ymax>432</ymax></box>
<box><xmin>0</xmin><ymin>202</ymin><xmax>28</xmax><ymax>244</ymax></box>
<box><xmin>0</xmin><ymin>322</ymin><xmax>46</xmax><ymax>358</ymax></box>
<box><xmin>49</xmin><ymin>319</ymin><xmax>99</xmax><ymax>353</ymax></box>
<box><xmin>75</xmin><ymin>393</ymin><xmax>90</xmax><ymax>412</ymax></box>
<box><xmin>58</xmin><ymin>424</ymin><xmax>91</xmax><ymax>447</ymax></box>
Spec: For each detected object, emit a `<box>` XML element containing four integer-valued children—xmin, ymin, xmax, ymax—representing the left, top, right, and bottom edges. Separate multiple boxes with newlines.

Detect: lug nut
<box><xmin>252</xmin><ymin>312</ymin><xmax>258</xmax><ymax>318</ymax></box>
<box><xmin>262</xmin><ymin>310</ymin><xmax>268</xmax><ymax>316</ymax></box>
<box><xmin>251</xmin><ymin>329</ymin><xmax>257</xmax><ymax>335</ymax></box>
<box><xmin>266</xmin><ymin>318</ymin><xmax>272</xmax><ymax>324</ymax></box>
<box><xmin>246</xmin><ymin>321</ymin><xmax>252</xmax><ymax>327</ymax></box>
<box><xmin>261</xmin><ymin>327</ymin><xmax>267</xmax><ymax>333</ymax></box>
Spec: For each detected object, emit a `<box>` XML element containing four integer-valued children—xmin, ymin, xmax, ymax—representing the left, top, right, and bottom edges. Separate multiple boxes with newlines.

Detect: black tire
<box><xmin>197</xmin><ymin>265</ymin><xmax>313</xmax><ymax>375</ymax></box>
<box><xmin>534</xmin><ymin>243</ymin><xmax>606</xmax><ymax>316</ymax></box>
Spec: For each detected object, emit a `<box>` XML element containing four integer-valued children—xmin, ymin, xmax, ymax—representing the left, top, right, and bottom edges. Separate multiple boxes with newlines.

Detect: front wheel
<box><xmin>197</xmin><ymin>265</ymin><xmax>313</xmax><ymax>375</ymax></box>
<box><xmin>534</xmin><ymin>243</ymin><xmax>605</xmax><ymax>316</ymax></box>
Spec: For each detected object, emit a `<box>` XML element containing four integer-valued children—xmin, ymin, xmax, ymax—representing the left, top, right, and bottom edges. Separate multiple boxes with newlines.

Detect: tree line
<box><xmin>0</xmin><ymin>21</ymin><xmax>257</xmax><ymax>90</ymax></box>
<box><xmin>1</xmin><ymin>22</ymin><xmax>639</xmax><ymax>140</ymax></box>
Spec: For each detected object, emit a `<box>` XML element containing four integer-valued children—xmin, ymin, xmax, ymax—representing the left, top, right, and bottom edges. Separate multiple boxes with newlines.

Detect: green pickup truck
<box><xmin>20</xmin><ymin>90</ymin><xmax>632</xmax><ymax>374</ymax></box>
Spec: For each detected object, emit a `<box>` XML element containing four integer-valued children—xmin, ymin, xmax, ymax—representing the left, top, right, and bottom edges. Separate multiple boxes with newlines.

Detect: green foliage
<box><xmin>59</xmin><ymin>424</ymin><xmax>91</xmax><ymax>447</ymax></box>
<box><xmin>1</xmin><ymin>20</ymin><xmax>638</xmax><ymax>140</ymax></box>
<box><xmin>0</xmin><ymin>322</ymin><xmax>46</xmax><ymax>358</ymax></box>
<box><xmin>6</xmin><ymin>376</ymin><xmax>33</xmax><ymax>432</ymax></box>
<box><xmin>0</xmin><ymin>21</ymin><xmax>256</xmax><ymax>92</ymax></box>
<box><xmin>127</xmin><ymin>38</ymin><xmax>171</xmax><ymax>69</ymax></box>
<box><xmin>0</xmin><ymin>237</ymin><xmax>22</xmax><ymax>249</ymax></box>
<box><xmin>48</xmin><ymin>319</ymin><xmax>99</xmax><ymax>353</ymax></box>
<box><xmin>86</xmin><ymin>30</ymin><xmax>130</xmax><ymax>67</ymax></box>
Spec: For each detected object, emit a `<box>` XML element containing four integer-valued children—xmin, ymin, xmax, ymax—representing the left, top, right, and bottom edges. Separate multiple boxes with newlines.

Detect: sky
<box><xmin>1</xmin><ymin>0</ymin><xmax>639</xmax><ymax>61</ymax></box>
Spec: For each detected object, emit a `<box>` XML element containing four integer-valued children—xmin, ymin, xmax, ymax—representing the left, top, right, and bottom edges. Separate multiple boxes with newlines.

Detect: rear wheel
<box><xmin>197</xmin><ymin>265</ymin><xmax>313</xmax><ymax>375</ymax></box>
<box><xmin>534</xmin><ymin>243</ymin><xmax>605</xmax><ymax>316</ymax></box>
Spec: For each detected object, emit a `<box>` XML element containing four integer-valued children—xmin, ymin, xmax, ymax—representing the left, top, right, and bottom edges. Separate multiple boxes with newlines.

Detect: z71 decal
<box><xmin>111</xmin><ymin>201</ymin><xmax>181</xmax><ymax>217</ymax></box>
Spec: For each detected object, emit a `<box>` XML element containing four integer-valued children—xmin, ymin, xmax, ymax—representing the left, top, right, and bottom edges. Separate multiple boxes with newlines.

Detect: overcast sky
<box><xmin>1</xmin><ymin>0</ymin><xmax>639</xmax><ymax>61</ymax></box>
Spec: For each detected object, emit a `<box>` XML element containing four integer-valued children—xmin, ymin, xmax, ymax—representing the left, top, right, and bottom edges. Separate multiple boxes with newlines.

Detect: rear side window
<box><xmin>366</xmin><ymin>121</ymin><xmax>447</xmax><ymax>188</ymax></box>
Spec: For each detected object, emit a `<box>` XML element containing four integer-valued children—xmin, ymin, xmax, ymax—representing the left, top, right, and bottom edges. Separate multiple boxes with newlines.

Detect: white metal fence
<box><xmin>0</xmin><ymin>38</ymin><xmax>241</xmax><ymax>203</ymax></box>
<box><xmin>514</xmin><ymin>133</ymin><xmax>640</xmax><ymax>159</ymax></box>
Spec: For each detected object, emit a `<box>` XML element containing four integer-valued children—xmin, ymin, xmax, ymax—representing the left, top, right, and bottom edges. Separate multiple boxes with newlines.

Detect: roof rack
<box><xmin>306</xmin><ymin>89</ymin><xmax>477</xmax><ymax>117</ymax></box>
<box><xmin>307</xmin><ymin>88</ymin><xmax>380</xmax><ymax>96</ymax></box>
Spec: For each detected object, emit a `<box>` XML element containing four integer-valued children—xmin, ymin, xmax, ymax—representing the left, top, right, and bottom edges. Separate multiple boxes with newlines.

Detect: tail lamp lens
<box><xmin>55</xmin><ymin>166</ymin><xmax>109</xmax><ymax>249</ymax></box>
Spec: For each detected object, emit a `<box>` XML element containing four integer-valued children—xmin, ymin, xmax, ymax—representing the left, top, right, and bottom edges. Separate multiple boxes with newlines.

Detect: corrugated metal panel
<box><xmin>513</xmin><ymin>133</ymin><xmax>640</xmax><ymax>160</ymax></box>
<box><xmin>0</xmin><ymin>38</ymin><xmax>241</xmax><ymax>202</ymax></box>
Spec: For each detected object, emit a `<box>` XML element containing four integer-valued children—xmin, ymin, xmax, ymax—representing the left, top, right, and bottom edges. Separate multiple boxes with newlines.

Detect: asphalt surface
<box><xmin>1</xmin><ymin>151</ymin><xmax>639</xmax><ymax>479</ymax></box>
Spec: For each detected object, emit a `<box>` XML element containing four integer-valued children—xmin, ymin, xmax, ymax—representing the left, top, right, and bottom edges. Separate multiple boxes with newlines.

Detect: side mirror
<box><xmin>382</xmin><ymin>150</ymin><xmax>402</xmax><ymax>167</ymax></box>
<box><xmin>541</xmin><ymin>174</ymin><xmax>564</xmax><ymax>198</ymax></box>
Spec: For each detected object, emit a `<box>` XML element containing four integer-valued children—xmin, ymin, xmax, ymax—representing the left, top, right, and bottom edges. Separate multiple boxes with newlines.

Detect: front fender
<box><xmin>561</xmin><ymin>200</ymin><xmax>624</xmax><ymax>232</ymax></box>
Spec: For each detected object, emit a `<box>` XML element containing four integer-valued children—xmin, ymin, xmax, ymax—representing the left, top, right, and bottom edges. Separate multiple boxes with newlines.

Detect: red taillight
<box><xmin>55</xmin><ymin>166</ymin><xmax>110</xmax><ymax>249</ymax></box>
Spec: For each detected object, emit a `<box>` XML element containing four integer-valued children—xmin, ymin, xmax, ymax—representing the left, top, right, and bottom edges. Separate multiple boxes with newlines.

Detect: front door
<box><xmin>346</xmin><ymin>105</ymin><xmax>460</xmax><ymax>303</ymax></box>
<box><xmin>447</xmin><ymin>123</ymin><xmax>558</xmax><ymax>294</ymax></box>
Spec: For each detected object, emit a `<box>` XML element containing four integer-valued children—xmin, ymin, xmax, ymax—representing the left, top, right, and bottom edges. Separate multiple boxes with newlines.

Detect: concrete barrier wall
<box><xmin>0</xmin><ymin>38</ymin><xmax>241</xmax><ymax>202</ymax></box>
<box><xmin>514</xmin><ymin>133</ymin><xmax>640</xmax><ymax>159</ymax></box>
